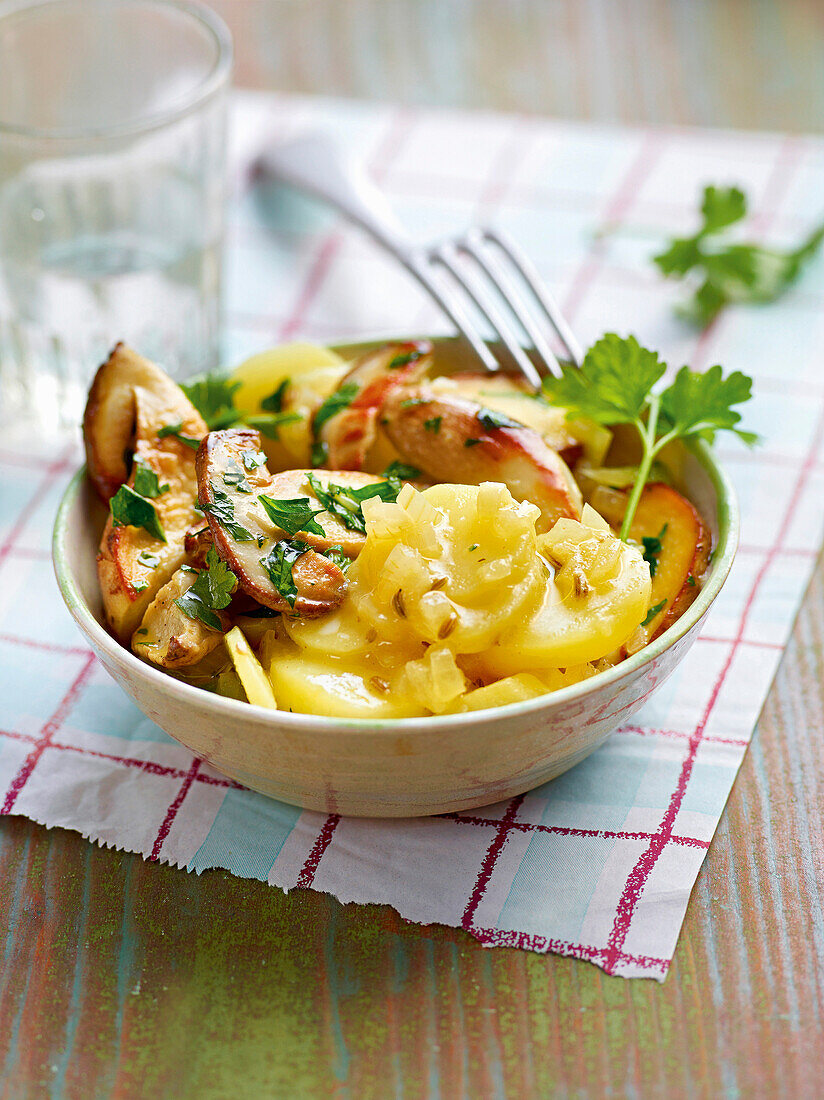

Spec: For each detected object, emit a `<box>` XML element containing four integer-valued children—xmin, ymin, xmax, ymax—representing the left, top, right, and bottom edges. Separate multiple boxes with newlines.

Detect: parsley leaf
<box><xmin>400</xmin><ymin>397</ymin><xmax>429</xmax><ymax>409</ymax></box>
<box><xmin>157</xmin><ymin>423</ymin><xmax>201</xmax><ymax>451</ymax></box>
<box><xmin>242</xmin><ymin>450</ymin><xmax>267</xmax><ymax>471</ymax></box>
<box><xmin>641</xmin><ymin>599</ymin><xmax>667</xmax><ymax>627</ymax></box>
<box><xmin>110</xmin><ymin>485</ymin><xmax>167</xmax><ymax>542</ymax></box>
<box><xmin>382</xmin><ymin>461</ymin><xmax>421</xmax><ymax>481</ymax></box>
<box><xmin>477</xmin><ymin>407</ymin><xmax>523</xmax><ymax>431</ymax></box>
<box><xmin>543</xmin><ymin>335</ymin><xmax>666</xmax><ymax>425</ymax></box>
<box><xmin>259</xmin><ymin>539</ymin><xmax>310</xmax><ymax>607</ymax></box>
<box><xmin>246</xmin><ymin>411</ymin><xmax>303</xmax><ymax>439</ymax></box>
<box><xmin>202</xmin><ymin>485</ymin><xmax>255</xmax><ymax>541</ymax></box>
<box><xmin>654</xmin><ymin>184</ymin><xmax>824</xmax><ymax>325</ymax></box>
<box><xmin>323</xmin><ymin>545</ymin><xmax>351</xmax><ymax>571</ymax></box>
<box><xmin>312</xmin><ymin>382</ymin><xmax>359</xmax><ymax>434</ymax></box>
<box><xmin>181</xmin><ymin>374</ymin><xmax>241</xmax><ymax>430</ymax></box>
<box><xmin>223</xmin><ymin>459</ymin><xmax>252</xmax><ymax>493</ymax></box>
<box><xmin>464</xmin><ymin>438</ymin><xmax>480</xmax><ymax>448</ymax></box>
<box><xmin>659</xmin><ymin>364</ymin><xmax>758</xmax><ymax>445</ymax></box>
<box><xmin>260</xmin><ymin>379</ymin><xmax>290</xmax><ymax>412</ymax></box>
<box><xmin>258</xmin><ymin>495</ymin><xmax>326</xmax><ymax>537</ymax></box>
<box><xmin>424</xmin><ymin>416</ymin><xmax>442</xmax><ymax>434</ymax></box>
<box><xmin>133</xmin><ymin>462</ymin><xmax>168</xmax><ymax>499</ymax></box>
<box><xmin>311</xmin><ymin>440</ymin><xmax>329</xmax><ymax>468</ymax></box>
<box><xmin>138</xmin><ymin>550</ymin><xmax>161</xmax><ymax>568</ymax></box>
<box><xmin>389</xmin><ymin>348</ymin><xmax>425</xmax><ymax>369</ymax></box>
<box><xmin>307</xmin><ymin>473</ymin><xmax>399</xmax><ymax>534</ymax></box>
<box><xmin>641</xmin><ymin>524</ymin><xmax>668</xmax><ymax>576</ymax></box>
<box><xmin>174</xmin><ymin>547</ymin><xmax>237</xmax><ymax>631</ymax></box>
<box><xmin>543</xmin><ymin>333</ymin><xmax>755</xmax><ymax>538</ymax></box>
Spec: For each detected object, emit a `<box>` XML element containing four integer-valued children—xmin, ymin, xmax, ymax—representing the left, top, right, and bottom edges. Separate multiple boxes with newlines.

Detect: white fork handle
<box><xmin>258</xmin><ymin>133</ymin><xmax>415</xmax><ymax>258</ymax></box>
<box><xmin>257</xmin><ymin>132</ymin><xmax>502</xmax><ymax>373</ymax></box>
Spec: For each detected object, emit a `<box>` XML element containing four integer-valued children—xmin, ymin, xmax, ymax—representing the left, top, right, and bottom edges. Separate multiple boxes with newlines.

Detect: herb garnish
<box><xmin>424</xmin><ymin>416</ymin><xmax>442</xmax><ymax>434</ymax></box>
<box><xmin>242</xmin><ymin>450</ymin><xmax>267</xmax><ymax>471</ymax></box>
<box><xmin>174</xmin><ymin>547</ymin><xmax>237</xmax><ymax>630</ymax></box>
<box><xmin>311</xmin><ymin>440</ymin><xmax>329</xmax><ymax>468</ymax></box>
<box><xmin>306</xmin><ymin>473</ymin><xmax>399</xmax><ymax>535</ymax></box>
<box><xmin>641</xmin><ymin>524</ymin><xmax>668</xmax><ymax>576</ymax></box>
<box><xmin>477</xmin><ymin>407</ymin><xmax>523</xmax><ymax>431</ymax></box>
<box><xmin>324</xmin><ymin>545</ymin><xmax>351</xmax><ymax>571</ymax></box>
<box><xmin>542</xmin><ymin>333</ymin><xmax>756</xmax><ymax>539</ymax></box>
<box><xmin>382</xmin><ymin>461</ymin><xmax>421</xmax><ymax>481</ymax></box>
<box><xmin>223</xmin><ymin>459</ymin><xmax>253</xmax><ymax>493</ymax></box>
<box><xmin>641</xmin><ymin>599</ymin><xmax>667</xmax><ymax>627</ymax></box>
<box><xmin>312</xmin><ymin>382</ymin><xmax>359</xmax><ymax>434</ymax></box>
<box><xmin>654</xmin><ymin>185</ymin><xmax>824</xmax><ymax>326</ymax></box>
<box><xmin>400</xmin><ymin>397</ymin><xmax>429</xmax><ymax>409</ymax></box>
<box><xmin>138</xmin><ymin>550</ymin><xmax>161</xmax><ymax>568</ymax></box>
<box><xmin>258</xmin><ymin>495</ymin><xmax>326</xmax><ymax>537</ymax></box>
<box><xmin>259</xmin><ymin>539</ymin><xmax>310</xmax><ymax>608</ymax></box>
<box><xmin>157</xmin><ymin>423</ymin><xmax>200</xmax><ymax>451</ymax></box>
<box><xmin>464</xmin><ymin>438</ymin><xmax>480</xmax><ymax>448</ymax></box>
<box><xmin>246</xmin><ymin>411</ymin><xmax>303</xmax><ymax>440</ymax></box>
<box><xmin>181</xmin><ymin>374</ymin><xmax>241</xmax><ymax>430</ymax></box>
<box><xmin>202</xmin><ymin>485</ymin><xmax>255</xmax><ymax>542</ymax></box>
<box><xmin>110</xmin><ymin>485</ymin><xmax>167</xmax><ymax>542</ymax></box>
<box><xmin>389</xmin><ymin>349</ymin><xmax>424</xmax><ymax>369</ymax></box>
<box><xmin>133</xmin><ymin>462</ymin><xmax>169</xmax><ymax>499</ymax></box>
<box><xmin>261</xmin><ymin>379</ymin><xmax>290</xmax><ymax>412</ymax></box>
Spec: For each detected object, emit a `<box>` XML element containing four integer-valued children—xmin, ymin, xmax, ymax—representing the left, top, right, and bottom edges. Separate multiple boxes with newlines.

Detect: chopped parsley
<box><xmin>222</xmin><ymin>459</ymin><xmax>252</xmax><ymax>493</ymax></box>
<box><xmin>389</xmin><ymin>348</ymin><xmax>425</xmax><ymax>369</ymax></box>
<box><xmin>133</xmin><ymin>462</ymin><xmax>169</xmax><ymax>499</ymax></box>
<box><xmin>424</xmin><ymin>416</ymin><xmax>442</xmax><ymax>434</ymax></box>
<box><xmin>400</xmin><ymin>397</ymin><xmax>429</xmax><ymax>409</ymax></box>
<box><xmin>687</xmin><ymin>574</ymin><xmax>696</xmax><ymax>587</ymax></box>
<box><xmin>202</xmin><ymin>485</ymin><xmax>255</xmax><ymax>542</ymax></box>
<box><xmin>312</xmin><ymin>382</ymin><xmax>359</xmax><ymax>434</ymax></box>
<box><xmin>246</xmin><ymin>411</ymin><xmax>303</xmax><ymax>439</ymax></box>
<box><xmin>242</xmin><ymin>450</ymin><xmax>267</xmax><ymax>471</ymax></box>
<box><xmin>641</xmin><ymin>599</ymin><xmax>667</xmax><ymax>627</ymax></box>
<box><xmin>110</xmin><ymin>485</ymin><xmax>166</xmax><ymax>542</ymax></box>
<box><xmin>382</xmin><ymin>461</ymin><xmax>421</xmax><ymax>481</ymax></box>
<box><xmin>259</xmin><ymin>539</ymin><xmax>310</xmax><ymax>608</ymax></box>
<box><xmin>260</xmin><ymin>378</ymin><xmax>290</xmax><ymax>412</ymax></box>
<box><xmin>181</xmin><ymin>374</ymin><xmax>241</xmax><ymax>430</ymax></box>
<box><xmin>641</xmin><ymin>524</ymin><xmax>668</xmax><ymax>576</ymax></box>
<box><xmin>174</xmin><ymin>547</ymin><xmax>237</xmax><ymax>631</ymax></box>
<box><xmin>258</xmin><ymin>494</ymin><xmax>326</xmax><ymax>537</ymax></box>
<box><xmin>138</xmin><ymin>550</ymin><xmax>161</xmax><ymax>568</ymax></box>
<box><xmin>477</xmin><ymin>407</ymin><xmax>523</xmax><ymax>431</ymax></box>
<box><xmin>324</xmin><ymin>545</ymin><xmax>351</xmax><ymax>571</ymax></box>
<box><xmin>468</xmin><ymin>544</ymin><xmax>479</xmax><ymax>552</ymax></box>
<box><xmin>464</xmin><ymin>438</ymin><xmax>480</xmax><ymax>448</ymax></box>
<box><xmin>157</xmin><ymin>422</ymin><xmax>200</xmax><ymax>451</ymax></box>
<box><xmin>307</xmin><ymin>472</ymin><xmax>399</xmax><ymax>535</ymax></box>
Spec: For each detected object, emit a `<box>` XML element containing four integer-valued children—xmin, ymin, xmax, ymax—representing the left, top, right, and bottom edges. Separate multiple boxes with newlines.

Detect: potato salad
<box><xmin>84</xmin><ymin>335</ymin><xmax>753</xmax><ymax>718</ymax></box>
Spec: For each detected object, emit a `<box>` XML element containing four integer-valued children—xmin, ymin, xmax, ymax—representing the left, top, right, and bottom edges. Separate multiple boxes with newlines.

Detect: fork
<box><xmin>257</xmin><ymin>133</ymin><xmax>583</xmax><ymax>389</ymax></box>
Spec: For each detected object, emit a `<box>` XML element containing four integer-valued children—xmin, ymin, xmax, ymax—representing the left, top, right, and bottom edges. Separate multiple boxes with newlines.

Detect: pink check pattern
<box><xmin>1</xmin><ymin>92</ymin><xmax>823</xmax><ymax>980</ymax></box>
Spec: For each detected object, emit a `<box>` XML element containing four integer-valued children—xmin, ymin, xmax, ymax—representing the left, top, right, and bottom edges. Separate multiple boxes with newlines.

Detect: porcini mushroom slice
<box><xmin>83</xmin><ymin>342</ymin><xmax>207</xmax><ymax>501</ymax></box>
<box><xmin>95</xmin><ymin>372</ymin><xmax>208</xmax><ymax>644</ymax></box>
<box><xmin>380</xmin><ymin>385</ymin><xmax>582</xmax><ymax>531</ymax></box>
<box><xmin>132</xmin><ymin>567</ymin><xmax>228</xmax><ymax>669</ymax></box>
<box><xmin>197</xmin><ymin>429</ymin><xmax>370</xmax><ymax>615</ymax></box>
<box><xmin>316</xmin><ymin>340</ymin><xmax>433</xmax><ymax>469</ymax></box>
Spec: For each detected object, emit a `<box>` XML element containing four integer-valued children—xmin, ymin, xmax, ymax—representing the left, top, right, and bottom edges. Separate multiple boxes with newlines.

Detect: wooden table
<box><xmin>3</xmin><ymin>2</ymin><xmax>824</xmax><ymax>1095</ymax></box>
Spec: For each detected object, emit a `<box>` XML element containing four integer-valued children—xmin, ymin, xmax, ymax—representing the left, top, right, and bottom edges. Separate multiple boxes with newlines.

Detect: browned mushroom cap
<box><xmin>132</xmin><ymin>567</ymin><xmax>229</xmax><ymax>669</ymax></box>
<box><xmin>380</xmin><ymin>384</ymin><xmax>582</xmax><ymax>532</ymax></box>
<box><xmin>196</xmin><ymin>429</ymin><xmax>385</xmax><ymax>616</ymax></box>
<box><xmin>317</xmin><ymin>340</ymin><xmax>433</xmax><ymax>469</ymax></box>
<box><xmin>83</xmin><ymin>343</ymin><xmax>207</xmax><ymax>501</ymax></box>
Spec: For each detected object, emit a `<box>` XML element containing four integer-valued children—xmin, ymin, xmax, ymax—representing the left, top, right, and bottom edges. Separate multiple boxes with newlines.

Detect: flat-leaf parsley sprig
<box><xmin>654</xmin><ymin>184</ymin><xmax>824</xmax><ymax>326</ymax></box>
<box><xmin>542</xmin><ymin>333</ymin><xmax>756</xmax><ymax>541</ymax></box>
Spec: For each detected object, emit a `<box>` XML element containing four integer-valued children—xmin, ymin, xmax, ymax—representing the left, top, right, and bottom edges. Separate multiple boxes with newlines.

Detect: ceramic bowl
<box><xmin>53</xmin><ymin>336</ymin><xmax>739</xmax><ymax>817</ymax></box>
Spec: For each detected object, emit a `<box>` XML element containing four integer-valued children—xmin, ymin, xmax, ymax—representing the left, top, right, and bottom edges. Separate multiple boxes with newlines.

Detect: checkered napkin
<box><xmin>2</xmin><ymin>92</ymin><xmax>823</xmax><ymax>981</ymax></box>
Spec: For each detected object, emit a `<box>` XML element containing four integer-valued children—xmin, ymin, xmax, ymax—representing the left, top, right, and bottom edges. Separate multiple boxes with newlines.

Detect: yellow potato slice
<box><xmin>224</xmin><ymin>626</ymin><xmax>278</xmax><ymax>709</ymax></box>
<box><xmin>446</xmin><ymin>673</ymin><xmax>550</xmax><ymax>713</ymax></box>
<box><xmin>267</xmin><ymin>650</ymin><xmax>424</xmax><ymax>720</ymax></box>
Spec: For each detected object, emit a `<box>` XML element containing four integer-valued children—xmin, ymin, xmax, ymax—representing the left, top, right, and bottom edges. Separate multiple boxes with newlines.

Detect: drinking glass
<box><xmin>0</xmin><ymin>0</ymin><xmax>233</xmax><ymax>438</ymax></box>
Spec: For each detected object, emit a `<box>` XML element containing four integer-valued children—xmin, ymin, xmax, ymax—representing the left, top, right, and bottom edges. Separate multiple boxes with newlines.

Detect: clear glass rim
<box><xmin>0</xmin><ymin>0</ymin><xmax>233</xmax><ymax>141</ymax></box>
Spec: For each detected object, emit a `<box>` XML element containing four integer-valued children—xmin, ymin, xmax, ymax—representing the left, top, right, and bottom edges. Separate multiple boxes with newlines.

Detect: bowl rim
<box><xmin>53</xmin><ymin>335</ymin><xmax>740</xmax><ymax>736</ymax></box>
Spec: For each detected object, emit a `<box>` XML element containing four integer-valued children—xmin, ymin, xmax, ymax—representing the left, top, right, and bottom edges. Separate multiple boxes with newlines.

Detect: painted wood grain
<box><xmin>1</xmin><ymin>546</ymin><xmax>823</xmax><ymax>1098</ymax></box>
<box><xmin>209</xmin><ymin>0</ymin><xmax>824</xmax><ymax>132</ymax></box>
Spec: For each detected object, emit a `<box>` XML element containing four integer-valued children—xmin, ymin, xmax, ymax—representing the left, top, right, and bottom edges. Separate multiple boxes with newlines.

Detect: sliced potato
<box><xmin>224</xmin><ymin>626</ymin><xmax>278</xmax><ymax>709</ymax></box>
<box><xmin>196</xmin><ymin>429</ymin><xmax>348</xmax><ymax>615</ymax></box>
<box><xmin>132</xmin><ymin>568</ymin><xmax>227</xmax><ymax>669</ymax></box>
<box><xmin>91</xmin><ymin>351</ymin><xmax>208</xmax><ymax>643</ymax></box>
<box><xmin>591</xmin><ymin>482</ymin><xmax>711</xmax><ymax>647</ymax></box>
<box><xmin>380</xmin><ymin>385</ymin><xmax>582</xmax><ymax>531</ymax></box>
